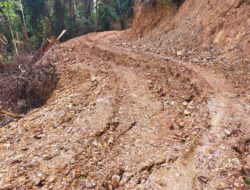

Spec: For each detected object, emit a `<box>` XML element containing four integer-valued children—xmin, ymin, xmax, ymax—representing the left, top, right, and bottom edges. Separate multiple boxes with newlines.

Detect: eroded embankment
<box><xmin>0</xmin><ymin>59</ymin><xmax>58</xmax><ymax>127</ymax></box>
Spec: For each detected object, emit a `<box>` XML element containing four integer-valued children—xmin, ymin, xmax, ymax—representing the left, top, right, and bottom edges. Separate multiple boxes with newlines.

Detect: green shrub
<box><xmin>158</xmin><ymin>0</ymin><xmax>174</xmax><ymax>7</ymax></box>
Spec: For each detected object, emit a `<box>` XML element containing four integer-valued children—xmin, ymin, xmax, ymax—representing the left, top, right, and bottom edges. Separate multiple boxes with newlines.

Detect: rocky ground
<box><xmin>123</xmin><ymin>0</ymin><xmax>250</xmax><ymax>106</ymax></box>
<box><xmin>0</xmin><ymin>31</ymin><xmax>249</xmax><ymax>190</ymax></box>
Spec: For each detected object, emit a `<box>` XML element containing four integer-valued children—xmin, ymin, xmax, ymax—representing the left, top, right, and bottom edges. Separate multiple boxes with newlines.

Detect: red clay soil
<box><xmin>0</xmin><ymin>0</ymin><xmax>249</xmax><ymax>189</ymax></box>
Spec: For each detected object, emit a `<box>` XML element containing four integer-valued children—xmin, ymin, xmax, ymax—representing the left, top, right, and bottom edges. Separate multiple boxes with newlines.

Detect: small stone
<box><xmin>155</xmin><ymin>179</ymin><xmax>167</xmax><ymax>186</ymax></box>
<box><xmin>179</xmin><ymin>121</ymin><xmax>185</xmax><ymax>128</ymax></box>
<box><xmin>191</xmin><ymin>58</ymin><xmax>199</xmax><ymax>63</ymax></box>
<box><xmin>47</xmin><ymin>175</ymin><xmax>55</xmax><ymax>183</ymax></box>
<box><xmin>111</xmin><ymin>175</ymin><xmax>121</xmax><ymax>188</ymax></box>
<box><xmin>17</xmin><ymin>176</ymin><xmax>26</xmax><ymax>183</ymax></box>
<box><xmin>184</xmin><ymin>110</ymin><xmax>191</xmax><ymax>115</ymax></box>
<box><xmin>91</xmin><ymin>75</ymin><xmax>97</xmax><ymax>82</ymax></box>
<box><xmin>33</xmin><ymin>135</ymin><xmax>43</xmax><ymax>139</ymax></box>
<box><xmin>85</xmin><ymin>181</ymin><xmax>95</xmax><ymax>188</ymax></box>
<box><xmin>68</xmin><ymin>103</ymin><xmax>73</xmax><ymax>108</ymax></box>
<box><xmin>108</xmin><ymin>137</ymin><xmax>114</xmax><ymax>145</ymax></box>
<box><xmin>187</xmin><ymin>105</ymin><xmax>195</xmax><ymax>110</ymax></box>
<box><xmin>177</xmin><ymin>49</ymin><xmax>185</xmax><ymax>56</ymax></box>
<box><xmin>198</xmin><ymin>176</ymin><xmax>209</xmax><ymax>184</ymax></box>
<box><xmin>119</xmin><ymin>175</ymin><xmax>129</xmax><ymax>186</ymax></box>
<box><xmin>182</xmin><ymin>101</ymin><xmax>188</xmax><ymax>106</ymax></box>
<box><xmin>147</xmin><ymin>80</ymin><xmax>153</xmax><ymax>84</ymax></box>
<box><xmin>32</xmin><ymin>175</ymin><xmax>43</xmax><ymax>186</ymax></box>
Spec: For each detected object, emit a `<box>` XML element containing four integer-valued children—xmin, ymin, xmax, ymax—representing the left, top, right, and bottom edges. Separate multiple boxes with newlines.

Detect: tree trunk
<box><xmin>7</xmin><ymin>16</ymin><xmax>18</xmax><ymax>55</ymax></box>
<box><xmin>19</xmin><ymin>0</ymin><xmax>28</xmax><ymax>39</ymax></box>
<box><xmin>54</xmin><ymin>0</ymin><xmax>65</xmax><ymax>35</ymax></box>
<box><xmin>70</xmin><ymin>0</ymin><xmax>75</xmax><ymax>20</ymax></box>
<box><xmin>84</xmin><ymin>0</ymin><xmax>93</xmax><ymax>19</ymax></box>
<box><xmin>43</xmin><ymin>0</ymin><xmax>53</xmax><ymax>36</ymax></box>
<box><xmin>95</xmin><ymin>0</ymin><xmax>99</xmax><ymax>31</ymax></box>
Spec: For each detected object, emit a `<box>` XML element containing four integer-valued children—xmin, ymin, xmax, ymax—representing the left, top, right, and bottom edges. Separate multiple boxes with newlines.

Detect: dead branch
<box><xmin>31</xmin><ymin>30</ymin><xmax>67</xmax><ymax>64</ymax></box>
<box><xmin>0</xmin><ymin>109</ymin><xmax>24</xmax><ymax>119</ymax></box>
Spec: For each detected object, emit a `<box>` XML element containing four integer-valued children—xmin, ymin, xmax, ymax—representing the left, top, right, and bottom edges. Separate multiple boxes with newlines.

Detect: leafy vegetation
<box><xmin>141</xmin><ymin>0</ymin><xmax>184</xmax><ymax>7</ymax></box>
<box><xmin>0</xmin><ymin>0</ymin><xmax>134</xmax><ymax>58</ymax></box>
<box><xmin>244</xmin><ymin>178</ymin><xmax>250</xmax><ymax>185</ymax></box>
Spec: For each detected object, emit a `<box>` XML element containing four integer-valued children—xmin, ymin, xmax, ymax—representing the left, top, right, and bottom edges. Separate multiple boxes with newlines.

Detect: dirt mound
<box><xmin>0</xmin><ymin>59</ymin><xmax>58</xmax><ymax>126</ymax></box>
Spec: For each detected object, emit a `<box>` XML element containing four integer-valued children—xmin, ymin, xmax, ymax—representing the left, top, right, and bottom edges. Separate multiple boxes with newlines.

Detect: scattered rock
<box><xmin>182</xmin><ymin>101</ymin><xmax>188</xmax><ymax>106</ymax></box>
<box><xmin>47</xmin><ymin>175</ymin><xmax>55</xmax><ymax>183</ymax></box>
<box><xmin>184</xmin><ymin>109</ymin><xmax>191</xmax><ymax>115</ymax></box>
<box><xmin>178</xmin><ymin>121</ymin><xmax>185</xmax><ymax>128</ymax></box>
<box><xmin>111</xmin><ymin>175</ymin><xmax>121</xmax><ymax>188</ymax></box>
<box><xmin>32</xmin><ymin>174</ymin><xmax>44</xmax><ymax>187</ymax></box>
<box><xmin>85</xmin><ymin>181</ymin><xmax>96</xmax><ymax>188</ymax></box>
<box><xmin>91</xmin><ymin>75</ymin><xmax>97</xmax><ymax>82</ymax></box>
<box><xmin>177</xmin><ymin>49</ymin><xmax>185</xmax><ymax>56</ymax></box>
<box><xmin>198</xmin><ymin>176</ymin><xmax>210</xmax><ymax>184</ymax></box>
<box><xmin>191</xmin><ymin>58</ymin><xmax>199</xmax><ymax>63</ymax></box>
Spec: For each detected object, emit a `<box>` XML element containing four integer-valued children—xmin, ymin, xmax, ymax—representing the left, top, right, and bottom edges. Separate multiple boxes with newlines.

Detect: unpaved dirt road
<box><xmin>0</xmin><ymin>31</ymin><xmax>249</xmax><ymax>190</ymax></box>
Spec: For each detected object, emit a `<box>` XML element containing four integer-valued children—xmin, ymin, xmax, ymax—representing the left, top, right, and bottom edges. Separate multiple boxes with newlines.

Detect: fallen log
<box><xmin>0</xmin><ymin>109</ymin><xmax>24</xmax><ymax>119</ymax></box>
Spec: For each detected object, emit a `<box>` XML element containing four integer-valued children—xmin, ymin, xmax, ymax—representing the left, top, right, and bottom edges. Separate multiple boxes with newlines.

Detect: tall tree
<box><xmin>69</xmin><ymin>0</ymin><xmax>75</xmax><ymax>20</ymax></box>
<box><xmin>83</xmin><ymin>0</ymin><xmax>93</xmax><ymax>19</ymax></box>
<box><xmin>0</xmin><ymin>0</ymin><xmax>19</xmax><ymax>54</ymax></box>
<box><xmin>18</xmin><ymin>0</ymin><xmax>28</xmax><ymax>39</ymax></box>
<box><xmin>53</xmin><ymin>0</ymin><xmax>65</xmax><ymax>35</ymax></box>
<box><xmin>0</xmin><ymin>0</ymin><xmax>135</xmax><ymax>55</ymax></box>
<box><xmin>43</xmin><ymin>0</ymin><xmax>52</xmax><ymax>36</ymax></box>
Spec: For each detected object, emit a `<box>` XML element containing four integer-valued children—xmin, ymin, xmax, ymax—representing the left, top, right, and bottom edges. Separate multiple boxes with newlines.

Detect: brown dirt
<box><xmin>125</xmin><ymin>0</ymin><xmax>250</xmax><ymax>101</ymax></box>
<box><xmin>0</xmin><ymin>0</ymin><xmax>249</xmax><ymax>189</ymax></box>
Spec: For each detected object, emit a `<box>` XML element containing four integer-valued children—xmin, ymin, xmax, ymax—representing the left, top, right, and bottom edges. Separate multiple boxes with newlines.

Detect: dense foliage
<box><xmin>140</xmin><ymin>0</ymin><xmax>185</xmax><ymax>7</ymax></box>
<box><xmin>0</xmin><ymin>0</ymin><xmax>134</xmax><ymax>57</ymax></box>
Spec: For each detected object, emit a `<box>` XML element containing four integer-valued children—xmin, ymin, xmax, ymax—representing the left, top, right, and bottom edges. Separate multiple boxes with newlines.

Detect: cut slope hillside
<box><xmin>124</xmin><ymin>0</ymin><xmax>250</xmax><ymax>103</ymax></box>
